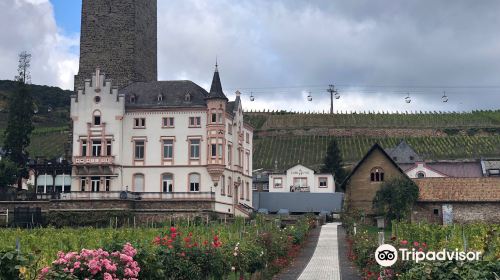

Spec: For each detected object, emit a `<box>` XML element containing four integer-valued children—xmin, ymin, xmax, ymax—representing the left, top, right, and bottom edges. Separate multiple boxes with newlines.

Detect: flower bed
<box><xmin>345</xmin><ymin>221</ymin><xmax>500</xmax><ymax>280</ymax></box>
<box><xmin>0</xmin><ymin>216</ymin><xmax>313</xmax><ymax>279</ymax></box>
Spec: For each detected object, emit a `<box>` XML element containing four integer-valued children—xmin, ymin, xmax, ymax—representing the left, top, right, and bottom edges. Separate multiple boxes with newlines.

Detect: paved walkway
<box><xmin>297</xmin><ymin>222</ymin><xmax>342</xmax><ymax>280</ymax></box>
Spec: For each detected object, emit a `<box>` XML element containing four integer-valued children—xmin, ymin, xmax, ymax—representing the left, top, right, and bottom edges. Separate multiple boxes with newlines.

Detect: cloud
<box><xmin>0</xmin><ymin>0</ymin><xmax>78</xmax><ymax>90</ymax></box>
<box><xmin>157</xmin><ymin>0</ymin><xmax>500</xmax><ymax>111</ymax></box>
<box><xmin>1</xmin><ymin>0</ymin><xmax>499</xmax><ymax>111</ymax></box>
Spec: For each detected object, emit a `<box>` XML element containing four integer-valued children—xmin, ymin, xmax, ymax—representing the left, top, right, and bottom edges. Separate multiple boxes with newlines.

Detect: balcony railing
<box><xmin>73</xmin><ymin>156</ymin><xmax>114</xmax><ymax>165</ymax></box>
<box><xmin>54</xmin><ymin>191</ymin><xmax>215</xmax><ymax>201</ymax></box>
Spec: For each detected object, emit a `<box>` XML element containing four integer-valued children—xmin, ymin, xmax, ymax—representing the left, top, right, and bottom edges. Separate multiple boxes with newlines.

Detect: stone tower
<box><xmin>74</xmin><ymin>0</ymin><xmax>157</xmax><ymax>90</ymax></box>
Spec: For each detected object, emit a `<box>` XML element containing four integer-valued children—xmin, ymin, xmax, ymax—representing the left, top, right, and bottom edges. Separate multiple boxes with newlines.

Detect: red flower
<box><xmin>422</xmin><ymin>242</ymin><xmax>427</xmax><ymax>247</ymax></box>
<box><xmin>171</xmin><ymin>233</ymin><xmax>177</xmax><ymax>239</ymax></box>
<box><xmin>170</xmin><ymin>227</ymin><xmax>177</xmax><ymax>233</ymax></box>
<box><xmin>180</xmin><ymin>252</ymin><xmax>185</xmax><ymax>257</ymax></box>
<box><xmin>418</xmin><ymin>248</ymin><xmax>423</xmax><ymax>252</ymax></box>
<box><xmin>203</xmin><ymin>240</ymin><xmax>209</xmax><ymax>246</ymax></box>
<box><xmin>153</xmin><ymin>236</ymin><xmax>161</xmax><ymax>245</ymax></box>
<box><xmin>413</xmin><ymin>241</ymin><xmax>419</xmax><ymax>247</ymax></box>
<box><xmin>400</xmin><ymin>240</ymin><xmax>408</xmax><ymax>246</ymax></box>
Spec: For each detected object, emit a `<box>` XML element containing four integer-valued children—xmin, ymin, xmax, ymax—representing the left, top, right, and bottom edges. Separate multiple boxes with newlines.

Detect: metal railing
<box><xmin>55</xmin><ymin>191</ymin><xmax>216</xmax><ymax>201</ymax></box>
<box><xmin>73</xmin><ymin>156</ymin><xmax>114</xmax><ymax>165</ymax></box>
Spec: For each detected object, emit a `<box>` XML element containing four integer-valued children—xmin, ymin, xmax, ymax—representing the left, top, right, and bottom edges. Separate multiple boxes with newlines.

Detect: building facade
<box><xmin>70</xmin><ymin>67</ymin><xmax>253</xmax><ymax>216</ymax></box>
<box><xmin>268</xmin><ymin>164</ymin><xmax>335</xmax><ymax>193</ymax></box>
<box><xmin>69</xmin><ymin>0</ymin><xmax>253</xmax><ymax>217</ymax></box>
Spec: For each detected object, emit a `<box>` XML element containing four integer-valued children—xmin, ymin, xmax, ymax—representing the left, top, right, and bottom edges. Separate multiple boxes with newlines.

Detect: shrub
<box><xmin>0</xmin><ymin>250</ymin><xmax>30</xmax><ymax>280</ymax></box>
<box><xmin>39</xmin><ymin>243</ymin><xmax>140</xmax><ymax>280</ymax></box>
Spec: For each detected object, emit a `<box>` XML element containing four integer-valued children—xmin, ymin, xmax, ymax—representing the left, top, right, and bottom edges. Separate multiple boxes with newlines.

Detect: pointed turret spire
<box><xmin>207</xmin><ymin>60</ymin><xmax>228</xmax><ymax>100</ymax></box>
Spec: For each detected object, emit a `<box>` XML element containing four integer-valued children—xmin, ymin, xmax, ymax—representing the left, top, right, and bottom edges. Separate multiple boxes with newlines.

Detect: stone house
<box><xmin>412</xmin><ymin>177</ymin><xmax>500</xmax><ymax>224</ymax></box>
<box><xmin>342</xmin><ymin>143</ymin><xmax>408</xmax><ymax>218</ymax></box>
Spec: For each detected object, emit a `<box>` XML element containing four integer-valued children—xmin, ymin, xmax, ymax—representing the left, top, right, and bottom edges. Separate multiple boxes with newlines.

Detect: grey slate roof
<box><xmin>400</xmin><ymin>161</ymin><xmax>483</xmax><ymax>178</ymax></box>
<box><xmin>385</xmin><ymin>140</ymin><xmax>422</xmax><ymax>164</ymax></box>
<box><xmin>227</xmin><ymin>95</ymin><xmax>241</xmax><ymax>117</ymax></box>
<box><xmin>207</xmin><ymin>67</ymin><xmax>228</xmax><ymax>100</ymax></box>
<box><xmin>227</xmin><ymin>101</ymin><xmax>235</xmax><ymax>113</ymax></box>
<box><xmin>120</xmin><ymin>80</ymin><xmax>209</xmax><ymax>109</ymax></box>
<box><xmin>481</xmin><ymin>159</ymin><xmax>500</xmax><ymax>175</ymax></box>
<box><xmin>427</xmin><ymin>161</ymin><xmax>483</xmax><ymax>178</ymax></box>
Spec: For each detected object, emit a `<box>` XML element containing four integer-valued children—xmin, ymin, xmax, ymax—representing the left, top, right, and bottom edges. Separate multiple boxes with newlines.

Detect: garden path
<box><xmin>297</xmin><ymin>222</ymin><xmax>342</xmax><ymax>280</ymax></box>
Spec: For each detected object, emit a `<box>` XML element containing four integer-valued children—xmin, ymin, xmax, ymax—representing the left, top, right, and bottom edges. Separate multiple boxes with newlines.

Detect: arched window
<box><xmin>93</xmin><ymin>110</ymin><xmax>101</xmax><ymax>126</ymax></box>
<box><xmin>162</xmin><ymin>173</ymin><xmax>173</xmax><ymax>192</ymax></box>
<box><xmin>189</xmin><ymin>173</ymin><xmax>200</xmax><ymax>192</ymax></box>
<box><xmin>133</xmin><ymin>173</ymin><xmax>144</xmax><ymax>192</ymax></box>
<box><xmin>370</xmin><ymin>167</ymin><xmax>385</xmax><ymax>182</ymax></box>
<box><xmin>157</xmin><ymin>93</ymin><xmax>163</xmax><ymax>103</ymax></box>
<box><xmin>129</xmin><ymin>94</ymin><xmax>136</xmax><ymax>103</ymax></box>
<box><xmin>416</xmin><ymin>171</ymin><xmax>425</xmax><ymax>178</ymax></box>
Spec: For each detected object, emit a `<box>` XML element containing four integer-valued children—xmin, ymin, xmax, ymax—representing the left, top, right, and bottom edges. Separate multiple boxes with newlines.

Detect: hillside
<box><xmin>0</xmin><ymin>81</ymin><xmax>499</xmax><ymax>168</ymax></box>
<box><xmin>0</xmin><ymin>80</ymin><xmax>71</xmax><ymax>129</ymax></box>
<box><xmin>248</xmin><ymin>111</ymin><xmax>500</xmax><ymax>169</ymax></box>
<box><xmin>253</xmin><ymin>135</ymin><xmax>500</xmax><ymax>170</ymax></box>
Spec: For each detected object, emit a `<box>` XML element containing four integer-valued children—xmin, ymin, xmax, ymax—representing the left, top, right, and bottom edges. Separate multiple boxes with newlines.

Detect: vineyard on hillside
<box><xmin>245</xmin><ymin>110</ymin><xmax>500</xmax><ymax>130</ymax></box>
<box><xmin>0</xmin><ymin>127</ymin><xmax>69</xmax><ymax>159</ymax></box>
<box><xmin>252</xmin><ymin>135</ymin><xmax>500</xmax><ymax>170</ymax></box>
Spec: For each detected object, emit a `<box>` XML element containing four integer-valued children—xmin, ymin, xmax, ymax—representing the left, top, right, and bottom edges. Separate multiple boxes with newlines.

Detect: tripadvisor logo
<box><xmin>375</xmin><ymin>244</ymin><xmax>398</xmax><ymax>267</ymax></box>
<box><xmin>375</xmin><ymin>244</ymin><xmax>481</xmax><ymax>267</ymax></box>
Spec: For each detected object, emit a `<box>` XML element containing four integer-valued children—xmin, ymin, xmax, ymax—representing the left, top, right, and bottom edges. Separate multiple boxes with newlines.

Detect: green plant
<box><xmin>320</xmin><ymin>138</ymin><xmax>347</xmax><ymax>190</ymax></box>
<box><xmin>0</xmin><ymin>250</ymin><xmax>31</xmax><ymax>280</ymax></box>
<box><xmin>372</xmin><ymin>177</ymin><xmax>419</xmax><ymax>222</ymax></box>
<box><xmin>399</xmin><ymin>260</ymin><xmax>500</xmax><ymax>280</ymax></box>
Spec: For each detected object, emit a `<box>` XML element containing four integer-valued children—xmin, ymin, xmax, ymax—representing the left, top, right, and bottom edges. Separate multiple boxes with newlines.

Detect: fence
<box><xmin>0</xmin><ymin>209</ymin><xmax>8</xmax><ymax>227</ymax></box>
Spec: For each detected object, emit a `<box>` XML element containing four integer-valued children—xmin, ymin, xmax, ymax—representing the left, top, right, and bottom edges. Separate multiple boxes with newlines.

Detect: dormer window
<box><xmin>157</xmin><ymin>93</ymin><xmax>163</xmax><ymax>103</ymax></box>
<box><xmin>184</xmin><ymin>92</ymin><xmax>191</xmax><ymax>102</ymax></box>
<box><xmin>130</xmin><ymin>94</ymin><xmax>136</xmax><ymax>103</ymax></box>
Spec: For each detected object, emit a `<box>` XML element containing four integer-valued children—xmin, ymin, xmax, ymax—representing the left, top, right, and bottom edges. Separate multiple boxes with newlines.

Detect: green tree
<box><xmin>372</xmin><ymin>177</ymin><xmax>419</xmax><ymax>222</ymax></box>
<box><xmin>0</xmin><ymin>159</ymin><xmax>17</xmax><ymax>192</ymax></box>
<box><xmin>3</xmin><ymin>51</ymin><xmax>34</xmax><ymax>189</ymax></box>
<box><xmin>320</xmin><ymin>138</ymin><xmax>347</xmax><ymax>190</ymax></box>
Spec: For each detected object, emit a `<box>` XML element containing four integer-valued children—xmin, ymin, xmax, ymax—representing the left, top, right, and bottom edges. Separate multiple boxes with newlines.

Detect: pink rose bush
<box><xmin>39</xmin><ymin>243</ymin><xmax>140</xmax><ymax>280</ymax></box>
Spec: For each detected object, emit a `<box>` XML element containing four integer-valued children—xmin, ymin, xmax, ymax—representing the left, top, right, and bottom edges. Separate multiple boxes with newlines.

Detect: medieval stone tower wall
<box><xmin>74</xmin><ymin>0</ymin><xmax>157</xmax><ymax>90</ymax></box>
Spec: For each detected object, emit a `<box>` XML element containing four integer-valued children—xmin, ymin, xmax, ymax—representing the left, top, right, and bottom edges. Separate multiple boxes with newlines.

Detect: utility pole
<box><xmin>327</xmin><ymin>84</ymin><xmax>337</xmax><ymax>114</ymax></box>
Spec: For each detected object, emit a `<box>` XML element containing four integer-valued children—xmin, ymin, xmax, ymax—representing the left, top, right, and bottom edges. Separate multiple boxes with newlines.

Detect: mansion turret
<box><xmin>70</xmin><ymin>67</ymin><xmax>254</xmax><ymax>216</ymax></box>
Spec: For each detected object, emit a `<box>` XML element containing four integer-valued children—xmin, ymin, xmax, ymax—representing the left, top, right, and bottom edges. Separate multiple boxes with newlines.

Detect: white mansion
<box><xmin>70</xmin><ymin>67</ymin><xmax>254</xmax><ymax>216</ymax></box>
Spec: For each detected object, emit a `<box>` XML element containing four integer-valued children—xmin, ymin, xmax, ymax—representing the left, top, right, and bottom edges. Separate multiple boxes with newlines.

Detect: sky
<box><xmin>0</xmin><ymin>0</ymin><xmax>499</xmax><ymax>112</ymax></box>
